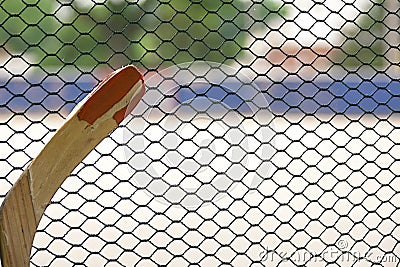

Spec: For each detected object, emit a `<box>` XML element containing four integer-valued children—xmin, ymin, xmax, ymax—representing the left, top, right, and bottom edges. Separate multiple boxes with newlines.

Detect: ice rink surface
<box><xmin>1</xmin><ymin>112</ymin><xmax>399</xmax><ymax>266</ymax></box>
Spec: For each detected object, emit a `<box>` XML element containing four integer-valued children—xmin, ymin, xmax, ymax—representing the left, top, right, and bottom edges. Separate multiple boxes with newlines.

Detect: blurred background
<box><xmin>0</xmin><ymin>0</ymin><xmax>399</xmax><ymax>266</ymax></box>
<box><xmin>0</xmin><ymin>0</ymin><xmax>399</xmax><ymax>115</ymax></box>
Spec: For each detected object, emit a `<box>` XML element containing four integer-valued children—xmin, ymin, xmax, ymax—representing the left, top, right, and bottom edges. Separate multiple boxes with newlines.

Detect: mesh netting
<box><xmin>0</xmin><ymin>0</ymin><xmax>400</xmax><ymax>266</ymax></box>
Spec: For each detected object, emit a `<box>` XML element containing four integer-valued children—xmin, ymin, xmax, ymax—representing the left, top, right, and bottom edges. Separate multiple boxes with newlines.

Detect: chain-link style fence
<box><xmin>1</xmin><ymin>0</ymin><xmax>400</xmax><ymax>266</ymax></box>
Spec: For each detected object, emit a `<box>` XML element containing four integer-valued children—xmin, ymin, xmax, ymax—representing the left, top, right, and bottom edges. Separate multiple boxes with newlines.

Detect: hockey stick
<box><xmin>0</xmin><ymin>65</ymin><xmax>145</xmax><ymax>267</ymax></box>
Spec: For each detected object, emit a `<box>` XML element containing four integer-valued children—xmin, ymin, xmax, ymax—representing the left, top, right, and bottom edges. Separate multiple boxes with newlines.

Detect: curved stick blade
<box><xmin>0</xmin><ymin>65</ymin><xmax>144</xmax><ymax>267</ymax></box>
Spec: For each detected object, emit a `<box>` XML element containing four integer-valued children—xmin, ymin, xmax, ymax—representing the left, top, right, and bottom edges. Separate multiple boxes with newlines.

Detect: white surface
<box><xmin>1</xmin><ymin>113</ymin><xmax>399</xmax><ymax>266</ymax></box>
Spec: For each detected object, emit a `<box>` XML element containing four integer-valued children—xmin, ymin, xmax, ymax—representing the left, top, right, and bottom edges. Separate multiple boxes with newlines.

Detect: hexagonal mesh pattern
<box><xmin>1</xmin><ymin>0</ymin><xmax>400</xmax><ymax>266</ymax></box>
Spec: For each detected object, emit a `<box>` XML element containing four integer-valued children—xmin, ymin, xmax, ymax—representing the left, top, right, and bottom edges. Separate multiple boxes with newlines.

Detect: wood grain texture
<box><xmin>0</xmin><ymin>65</ymin><xmax>144</xmax><ymax>267</ymax></box>
<box><xmin>0</xmin><ymin>170</ymin><xmax>36</xmax><ymax>267</ymax></box>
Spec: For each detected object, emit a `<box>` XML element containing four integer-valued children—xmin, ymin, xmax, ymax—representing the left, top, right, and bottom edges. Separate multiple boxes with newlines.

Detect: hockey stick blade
<box><xmin>0</xmin><ymin>65</ymin><xmax>145</xmax><ymax>267</ymax></box>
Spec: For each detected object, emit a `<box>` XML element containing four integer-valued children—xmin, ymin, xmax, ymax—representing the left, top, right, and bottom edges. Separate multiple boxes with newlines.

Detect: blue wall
<box><xmin>1</xmin><ymin>80</ymin><xmax>399</xmax><ymax>115</ymax></box>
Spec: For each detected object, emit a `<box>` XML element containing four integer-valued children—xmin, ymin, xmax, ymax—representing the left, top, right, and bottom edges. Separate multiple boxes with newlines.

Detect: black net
<box><xmin>0</xmin><ymin>0</ymin><xmax>399</xmax><ymax>266</ymax></box>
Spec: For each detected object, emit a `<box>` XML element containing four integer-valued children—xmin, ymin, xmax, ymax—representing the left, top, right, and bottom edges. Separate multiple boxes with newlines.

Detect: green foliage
<box><xmin>1</xmin><ymin>0</ymin><xmax>59</xmax><ymax>66</ymax></box>
<box><xmin>1</xmin><ymin>0</ymin><xmax>287</xmax><ymax>68</ymax></box>
<box><xmin>341</xmin><ymin>0</ymin><xmax>387</xmax><ymax>68</ymax></box>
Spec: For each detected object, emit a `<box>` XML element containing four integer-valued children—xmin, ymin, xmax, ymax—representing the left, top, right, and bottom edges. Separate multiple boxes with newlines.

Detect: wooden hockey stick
<box><xmin>0</xmin><ymin>65</ymin><xmax>145</xmax><ymax>267</ymax></box>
